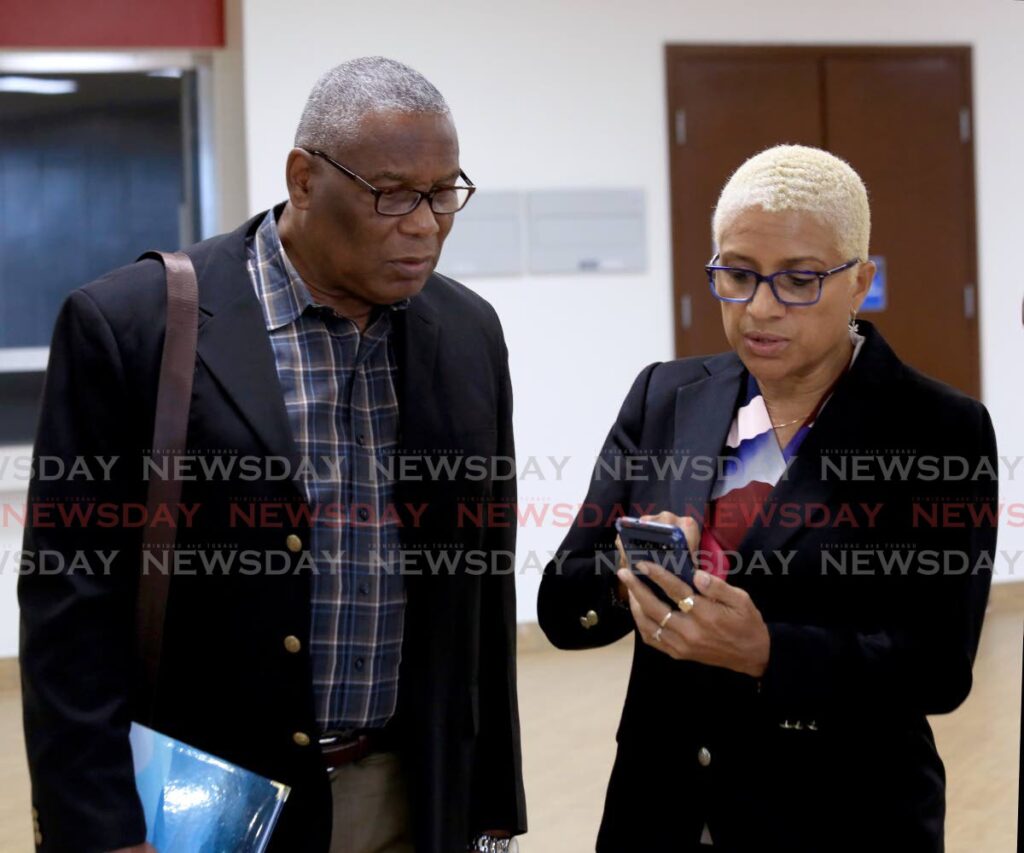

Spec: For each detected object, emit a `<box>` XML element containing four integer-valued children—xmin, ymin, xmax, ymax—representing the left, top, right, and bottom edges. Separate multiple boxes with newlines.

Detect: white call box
<box><xmin>438</xmin><ymin>191</ymin><xmax>525</xmax><ymax>278</ymax></box>
<box><xmin>526</xmin><ymin>189</ymin><xmax>646</xmax><ymax>275</ymax></box>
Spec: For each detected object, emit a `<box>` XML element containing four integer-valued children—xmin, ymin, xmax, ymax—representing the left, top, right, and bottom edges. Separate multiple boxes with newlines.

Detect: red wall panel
<box><xmin>0</xmin><ymin>0</ymin><xmax>224</xmax><ymax>48</ymax></box>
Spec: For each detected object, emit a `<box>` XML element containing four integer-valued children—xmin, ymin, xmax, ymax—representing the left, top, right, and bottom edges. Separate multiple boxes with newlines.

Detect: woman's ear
<box><xmin>851</xmin><ymin>258</ymin><xmax>876</xmax><ymax>313</ymax></box>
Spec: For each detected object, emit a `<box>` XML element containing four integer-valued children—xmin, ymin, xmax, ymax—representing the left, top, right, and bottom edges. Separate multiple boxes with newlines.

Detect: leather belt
<box><xmin>320</xmin><ymin>729</ymin><xmax>388</xmax><ymax>770</ymax></box>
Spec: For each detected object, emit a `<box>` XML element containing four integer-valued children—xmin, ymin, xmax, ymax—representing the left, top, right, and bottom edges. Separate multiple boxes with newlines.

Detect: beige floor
<box><xmin>1</xmin><ymin>589</ymin><xmax>1020</xmax><ymax>853</ymax></box>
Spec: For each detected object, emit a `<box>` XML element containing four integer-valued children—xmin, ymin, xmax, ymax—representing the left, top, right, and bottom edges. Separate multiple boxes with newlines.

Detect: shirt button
<box><xmin>697</xmin><ymin>747</ymin><xmax>712</xmax><ymax>767</ymax></box>
<box><xmin>354</xmin><ymin>658</ymin><xmax>365</xmax><ymax>671</ymax></box>
<box><xmin>358</xmin><ymin>508</ymin><xmax>370</xmax><ymax>522</ymax></box>
<box><xmin>286</xmin><ymin>534</ymin><xmax>303</xmax><ymax>553</ymax></box>
<box><xmin>358</xmin><ymin>583</ymin><xmax>370</xmax><ymax>595</ymax></box>
<box><xmin>356</xmin><ymin>433</ymin><xmax>367</xmax><ymax>446</ymax></box>
<box><xmin>293</xmin><ymin>731</ymin><xmax>311</xmax><ymax>747</ymax></box>
<box><xmin>283</xmin><ymin>635</ymin><xmax>302</xmax><ymax>654</ymax></box>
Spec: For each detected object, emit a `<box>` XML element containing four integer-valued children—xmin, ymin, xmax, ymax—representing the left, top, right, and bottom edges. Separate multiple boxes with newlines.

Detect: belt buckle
<box><xmin>321</xmin><ymin>729</ymin><xmax>363</xmax><ymax>780</ymax></box>
<box><xmin>320</xmin><ymin>728</ymin><xmax>360</xmax><ymax>748</ymax></box>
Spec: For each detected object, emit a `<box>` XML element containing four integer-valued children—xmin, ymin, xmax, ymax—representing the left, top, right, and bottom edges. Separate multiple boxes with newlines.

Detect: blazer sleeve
<box><xmin>757</xmin><ymin>399</ymin><xmax>998</xmax><ymax>722</ymax></box>
<box><xmin>537</xmin><ymin>363</ymin><xmax>660</xmax><ymax>650</ymax></box>
<box><xmin>469</xmin><ymin>322</ymin><xmax>527</xmax><ymax>836</ymax></box>
<box><xmin>18</xmin><ymin>289</ymin><xmax>149</xmax><ymax>852</ymax></box>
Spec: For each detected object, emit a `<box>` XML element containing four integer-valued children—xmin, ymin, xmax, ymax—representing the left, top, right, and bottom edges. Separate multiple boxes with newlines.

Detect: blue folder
<box><xmin>130</xmin><ymin>723</ymin><xmax>290</xmax><ymax>853</ymax></box>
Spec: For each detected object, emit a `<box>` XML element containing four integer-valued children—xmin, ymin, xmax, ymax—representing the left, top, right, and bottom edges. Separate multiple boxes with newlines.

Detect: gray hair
<box><xmin>294</xmin><ymin>56</ymin><xmax>452</xmax><ymax>152</ymax></box>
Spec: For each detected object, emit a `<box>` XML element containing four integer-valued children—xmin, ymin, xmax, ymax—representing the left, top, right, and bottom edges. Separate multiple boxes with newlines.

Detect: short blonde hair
<box><xmin>712</xmin><ymin>144</ymin><xmax>870</xmax><ymax>261</ymax></box>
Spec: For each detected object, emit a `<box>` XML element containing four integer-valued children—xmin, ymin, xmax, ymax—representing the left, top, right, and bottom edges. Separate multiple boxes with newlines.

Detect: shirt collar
<box><xmin>250</xmin><ymin>207</ymin><xmax>410</xmax><ymax>333</ymax></box>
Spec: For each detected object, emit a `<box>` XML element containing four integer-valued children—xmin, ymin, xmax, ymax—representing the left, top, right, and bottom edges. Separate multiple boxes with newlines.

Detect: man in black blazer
<box><xmin>19</xmin><ymin>57</ymin><xmax>525</xmax><ymax>853</ymax></box>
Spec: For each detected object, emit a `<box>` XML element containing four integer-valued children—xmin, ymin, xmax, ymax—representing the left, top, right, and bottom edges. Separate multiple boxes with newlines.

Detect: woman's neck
<box><xmin>756</xmin><ymin>336</ymin><xmax>854</xmax><ymax>422</ymax></box>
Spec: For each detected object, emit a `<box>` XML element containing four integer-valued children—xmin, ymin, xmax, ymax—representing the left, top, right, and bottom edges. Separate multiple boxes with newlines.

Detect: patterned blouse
<box><xmin>699</xmin><ymin>333</ymin><xmax>865</xmax><ymax>580</ymax></box>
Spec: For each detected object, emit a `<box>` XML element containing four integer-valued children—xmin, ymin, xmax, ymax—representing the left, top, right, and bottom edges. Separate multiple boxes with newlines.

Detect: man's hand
<box><xmin>615</xmin><ymin>512</ymin><xmax>770</xmax><ymax>678</ymax></box>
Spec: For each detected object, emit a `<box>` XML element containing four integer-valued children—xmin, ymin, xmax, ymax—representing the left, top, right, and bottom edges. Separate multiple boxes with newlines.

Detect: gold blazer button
<box><xmin>286</xmin><ymin>534</ymin><xmax>303</xmax><ymax>553</ymax></box>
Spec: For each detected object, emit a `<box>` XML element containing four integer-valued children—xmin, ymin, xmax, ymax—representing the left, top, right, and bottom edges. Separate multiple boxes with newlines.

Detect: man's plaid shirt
<box><xmin>246</xmin><ymin>210</ymin><xmax>406</xmax><ymax>730</ymax></box>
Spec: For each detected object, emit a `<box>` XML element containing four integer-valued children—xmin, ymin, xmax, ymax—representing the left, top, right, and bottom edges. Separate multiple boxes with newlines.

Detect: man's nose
<box><xmin>399</xmin><ymin>198</ymin><xmax>441</xmax><ymax>236</ymax></box>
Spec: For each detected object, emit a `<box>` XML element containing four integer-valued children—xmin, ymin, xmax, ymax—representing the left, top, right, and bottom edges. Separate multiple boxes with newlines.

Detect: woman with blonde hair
<box><xmin>539</xmin><ymin>145</ymin><xmax>997</xmax><ymax>852</ymax></box>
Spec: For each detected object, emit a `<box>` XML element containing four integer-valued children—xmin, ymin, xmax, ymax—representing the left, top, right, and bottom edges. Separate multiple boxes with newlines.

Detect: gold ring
<box><xmin>659</xmin><ymin>611</ymin><xmax>673</xmax><ymax>628</ymax></box>
<box><xmin>677</xmin><ymin>596</ymin><xmax>696</xmax><ymax>614</ymax></box>
<box><xmin>653</xmin><ymin>627</ymin><xmax>664</xmax><ymax>643</ymax></box>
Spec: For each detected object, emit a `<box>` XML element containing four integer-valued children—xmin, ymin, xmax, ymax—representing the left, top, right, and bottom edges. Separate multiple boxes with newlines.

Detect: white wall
<box><xmin>209</xmin><ymin>0</ymin><xmax>249</xmax><ymax>233</ymax></box>
<box><xmin>242</xmin><ymin>0</ymin><xmax>1024</xmax><ymax>623</ymax></box>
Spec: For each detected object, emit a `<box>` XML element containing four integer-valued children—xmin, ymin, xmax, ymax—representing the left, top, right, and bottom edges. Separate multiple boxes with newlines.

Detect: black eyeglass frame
<box><xmin>705</xmin><ymin>253</ymin><xmax>861</xmax><ymax>306</ymax></box>
<box><xmin>302</xmin><ymin>147</ymin><xmax>476</xmax><ymax>216</ymax></box>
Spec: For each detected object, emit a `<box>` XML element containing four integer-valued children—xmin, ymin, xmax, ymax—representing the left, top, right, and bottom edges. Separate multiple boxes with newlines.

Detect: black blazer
<box><xmin>538</xmin><ymin>322</ymin><xmax>997</xmax><ymax>853</ymax></box>
<box><xmin>19</xmin><ymin>210</ymin><xmax>527</xmax><ymax>853</ymax></box>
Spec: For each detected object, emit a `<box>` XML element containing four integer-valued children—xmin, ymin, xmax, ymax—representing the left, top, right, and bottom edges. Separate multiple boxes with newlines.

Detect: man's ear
<box><xmin>285</xmin><ymin>148</ymin><xmax>314</xmax><ymax>210</ymax></box>
<box><xmin>851</xmin><ymin>258</ymin><xmax>876</xmax><ymax>313</ymax></box>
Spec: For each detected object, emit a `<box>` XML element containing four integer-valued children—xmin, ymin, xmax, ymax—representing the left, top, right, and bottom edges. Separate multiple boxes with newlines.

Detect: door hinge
<box><xmin>675</xmin><ymin>109</ymin><xmax>687</xmax><ymax>146</ymax></box>
<box><xmin>680</xmin><ymin>294</ymin><xmax>693</xmax><ymax>330</ymax></box>
<box><xmin>959</xmin><ymin>107</ymin><xmax>971</xmax><ymax>143</ymax></box>
<box><xmin>964</xmin><ymin>283</ymin><xmax>976</xmax><ymax>320</ymax></box>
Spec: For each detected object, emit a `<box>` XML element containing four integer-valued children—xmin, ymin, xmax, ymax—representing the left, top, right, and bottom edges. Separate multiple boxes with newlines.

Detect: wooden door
<box><xmin>665</xmin><ymin>46</ymin><xmax>980</xmax><ymax>398</ymax></box>
<box><xmin>665</xmin><ymin>51</ymin><xmax>821</xmax><ymax>358</ymax></box>
<box><xmin>824</xmin><ymin>51</ymin><xmax>978</xmax><ymax>396</ymax></box>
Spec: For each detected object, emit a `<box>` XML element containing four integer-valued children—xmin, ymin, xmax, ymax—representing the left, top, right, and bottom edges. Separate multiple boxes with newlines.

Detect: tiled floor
<box><xmin>1</xmin><ymin>588</ymin><xmax>1020</xmax><ymax>852</ymax></box>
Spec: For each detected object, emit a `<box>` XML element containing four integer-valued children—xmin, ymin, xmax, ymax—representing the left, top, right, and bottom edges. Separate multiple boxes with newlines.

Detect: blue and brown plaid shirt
<box><xmin>246</xmin><ymin>209</ymin><xmax>406</xmax><ymax>730</ymax></box>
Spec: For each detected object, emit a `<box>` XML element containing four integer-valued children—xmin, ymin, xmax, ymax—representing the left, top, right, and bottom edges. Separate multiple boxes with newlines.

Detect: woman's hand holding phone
<box><xmin>614</xmin><ymin>511</ymin><xmax>770</xmax><ymax>678</ymax></box>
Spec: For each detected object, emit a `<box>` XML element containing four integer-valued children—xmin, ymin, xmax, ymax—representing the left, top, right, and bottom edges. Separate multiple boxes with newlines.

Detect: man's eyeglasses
<box><xmin>302</xmin><ymin>147</ymin><xmax>476</xmax><ymax>216</ymax></box>
<box><xmin>705</xmin><ymin>254</ymin><xmax>860</xmax><ymax>306</ymax></box>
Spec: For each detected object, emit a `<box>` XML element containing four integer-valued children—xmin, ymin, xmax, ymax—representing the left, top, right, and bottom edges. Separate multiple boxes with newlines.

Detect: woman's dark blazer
<box><xmin>538</xmin><ymin>321</ymin><xmax>997</xmax><ymax>853</ymax></box>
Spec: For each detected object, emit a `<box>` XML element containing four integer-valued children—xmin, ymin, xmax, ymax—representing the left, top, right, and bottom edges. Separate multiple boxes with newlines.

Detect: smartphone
<box><xmin>615</xmin><ymin>516</ymin><xmax>697</xmax><ymax>600</ymax></box>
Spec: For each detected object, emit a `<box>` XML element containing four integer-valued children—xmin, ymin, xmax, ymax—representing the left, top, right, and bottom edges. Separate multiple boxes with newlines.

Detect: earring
<box><xmin>848</xmin><ymin>309</ymin><xmax>859</xmax><ymax>334</ymax></box>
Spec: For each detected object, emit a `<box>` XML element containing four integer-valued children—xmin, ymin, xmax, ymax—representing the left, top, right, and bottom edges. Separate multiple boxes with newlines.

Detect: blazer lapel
<box><xmin>670</xmin><ymin>354</ymin><xmax>746</xmax><ymax>519</ymax></box>
<box><xmin>392</xmin><ymin>283</ymin><xmax>442</xmax><ymax>449</ymax></box>
<box><xmin>390</xmin><ymin>285</ymin><xmax>444</xmax><ymax>600</ymax></box>
<box><xmin>183</xmin><ymin>213</ymin><xmax>304</xmax><ymax>492</ymax></box>
<box><xmin>195</xmin><ymin>293</ymin><xmax>302</xmax><ymax>472</ymax></box>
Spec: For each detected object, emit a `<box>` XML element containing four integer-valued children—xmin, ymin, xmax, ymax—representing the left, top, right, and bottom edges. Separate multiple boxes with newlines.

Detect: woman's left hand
<box><xmin>617</xmin><ymin>560</ymin><xmax>771</xmax><ymax>679</ymax></box>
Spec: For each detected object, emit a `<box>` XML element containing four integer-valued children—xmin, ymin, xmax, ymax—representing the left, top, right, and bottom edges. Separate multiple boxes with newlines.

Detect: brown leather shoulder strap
<box><xmin>135</xmin><ymin>249</ymin><xmax>199</xmax><ymax>718</ymax></box>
